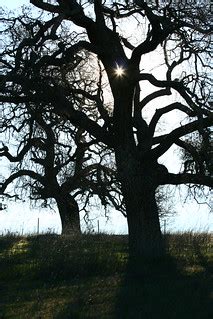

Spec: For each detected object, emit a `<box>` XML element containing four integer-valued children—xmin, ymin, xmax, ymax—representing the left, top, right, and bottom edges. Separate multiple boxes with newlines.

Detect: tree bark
<box><xmin>56</xmin><ymin>194</ymin><xmax>81</xmax><ymax>235</ymax></box>
<box><xmin>116</xmin><ymin>151</ymin><xmax>165</xmax><ymax>260</ymax></box>
<box><xmin>126</xmin><ymin>185</ymin><xmax>165</xmax><ymax>260</ymax></box>
<box><xmin>111</xmin><ymin>73</ymin><xmax>165</xmax><ymax>259</ymax></box>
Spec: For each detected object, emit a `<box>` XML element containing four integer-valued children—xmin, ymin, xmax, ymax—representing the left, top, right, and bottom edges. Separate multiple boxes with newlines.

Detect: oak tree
<box><xmin>0</xmin><ymin>0</ymin><xmax>212</xmax><ymax>258</ymax></box>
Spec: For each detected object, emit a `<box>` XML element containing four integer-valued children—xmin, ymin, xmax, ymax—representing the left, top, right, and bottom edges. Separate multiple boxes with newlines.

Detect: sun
<box><xmin>114</xmin><ymin>64</ymin><xmax>125</xmax><ymax>77</ymax></box>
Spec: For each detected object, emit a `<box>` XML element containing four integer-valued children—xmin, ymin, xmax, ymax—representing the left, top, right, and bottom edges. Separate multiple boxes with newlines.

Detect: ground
<box><xmin>0</xmin><ymin>233</ymin><xmax>212</xmax><ymax>318</ymax></box>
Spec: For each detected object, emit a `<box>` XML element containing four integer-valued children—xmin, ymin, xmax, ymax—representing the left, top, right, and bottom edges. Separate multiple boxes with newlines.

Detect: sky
<box><xmin>0</xmin><ymin>0</ymin><xmax>28</xmax><ymax>9</ymax></box>
<box><xmin>0</xmin><ymin>0</ymin><xmax>212</xmax><ymax>235</ymax></box>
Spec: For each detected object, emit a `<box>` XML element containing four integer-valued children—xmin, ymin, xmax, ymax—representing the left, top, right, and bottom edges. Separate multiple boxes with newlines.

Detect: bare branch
<box><xmin>30</xmin><ymin>0</ymin><xmax>62</xmax><ymax>14</ymax></box>
<box><xmin>151</xmin><ymin>114</ymin><xmax>213</xmax><ymax>159</ymax></box>
<box><xmin>139</xmin><ymin>88</ymin><xmax>172</xmax><ymax>110</ymax></box>
<box><xmin>161</xmin><ymin>173</ymin><xmax>212</xmax><ymax>188</ymax></box>
<box><xmin>149</xmin><ymin>102</ymin><xmax>195</xmax><ymax>137</ymax></box>
<box><xmin>0</xmin><ymin>170</ymin><xmax>45</xmax><ymax>194</ymax></box>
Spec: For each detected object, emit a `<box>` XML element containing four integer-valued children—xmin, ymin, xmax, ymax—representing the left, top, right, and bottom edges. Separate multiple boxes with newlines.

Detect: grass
<box><xmin>0</xmin><ymin>232</ymin><xmax>212</xmax><ymax>318</ymax></box>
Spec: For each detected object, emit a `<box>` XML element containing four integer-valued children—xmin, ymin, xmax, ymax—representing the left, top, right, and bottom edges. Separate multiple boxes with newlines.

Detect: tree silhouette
<box><xmin>0</xmin><ymin>104</ymin><xmax>123</xmax><ymax>234</ymax></box>
<box><xmin>0</xmin><ymin>0</ymin><xmax>212</xmax><ymax>258</ymax></box>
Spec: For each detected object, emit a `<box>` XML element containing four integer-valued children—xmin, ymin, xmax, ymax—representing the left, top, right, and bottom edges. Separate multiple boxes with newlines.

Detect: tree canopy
<box><xmin>0</xmin><ymin>0</ymin><xmax>212</xmax><ymax>258</ymax></box>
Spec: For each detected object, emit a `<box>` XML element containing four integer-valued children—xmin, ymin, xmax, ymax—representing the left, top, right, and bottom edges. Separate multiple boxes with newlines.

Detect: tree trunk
<box><xmin>126</xmin><ymin>184</ymin><xmax>165</xmax><ymax>260</ymax></box>
<box><xmin>116</xmin><ymin>152</ymin><xmax>165</xmax><ymax>260</ymax></box>
<box><xmin>56</xmin><ymin>194</ymin><xmax>81</xmax><ymax>235</ymax></box>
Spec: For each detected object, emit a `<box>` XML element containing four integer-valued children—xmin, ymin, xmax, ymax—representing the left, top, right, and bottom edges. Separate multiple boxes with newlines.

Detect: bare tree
<box><xmin>0</xmin><ymin>16</ymin><xmax>123</xmax><ymax>233</ymax></box>
<box><xmin>0</xmin><ymin>1</ymin><xmax>212</xmax><ymax>258</ymax></box>
<box><xmin>0</xmin><ymin>107</ymin><xmax>123</xmax><ymax>234</ymax></box>
<box><xmin>180</xmin><ymin>129</ymin><xmax>212</xmax><ymax>177</ymax></box>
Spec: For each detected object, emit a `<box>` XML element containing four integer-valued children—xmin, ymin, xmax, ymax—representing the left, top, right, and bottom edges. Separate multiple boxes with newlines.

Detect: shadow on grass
<box><xmin>0</xmin><ymin>234</ymin><xmax>212</xmax><ymax>318</ymax></box>
<box><xmin>115</xmin><ymin>254</ymin><xmax>212</xmax><ymax>319</ymax></box>
<box><xmin>192</xmin><ymin>238</ymin><xmax>212</xmax><ymax>275</ymax></box>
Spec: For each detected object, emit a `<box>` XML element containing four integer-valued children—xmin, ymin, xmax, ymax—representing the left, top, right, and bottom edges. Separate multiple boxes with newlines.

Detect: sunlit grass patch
<box><xmin>8</xmin><ymin>238</ymin><xmax>29</xmax><ymax>255</ymax></box>
<box><xmin>183</xmin><ymin>265</ymin><xmax>206</xmax><ymax>275</ymax></box>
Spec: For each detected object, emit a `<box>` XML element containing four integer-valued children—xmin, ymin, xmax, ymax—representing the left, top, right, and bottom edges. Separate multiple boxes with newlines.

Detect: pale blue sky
<box><xmin>0</xmin><ymin>0</ymin><xmax>29</xmax><ymax>7</ymax></box>
<box><xmin>0</xmin><ymin>0</ymin><xmax>212</xmax><ymax>235</ymax></box>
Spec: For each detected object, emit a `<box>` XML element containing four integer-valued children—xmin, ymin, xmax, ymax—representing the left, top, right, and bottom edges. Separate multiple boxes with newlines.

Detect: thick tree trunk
<box><xmin>56</xmin><ymin>194</ymin><xmax>81</xmax><ymax>235</ymax></box>
<box><xmin>126</xmin><ymin>184</ymin><xmax>164</xmax><ymax>260</ymax></box>
<box><xmin>106</xmin><ymin>52</ymin><xmax>165</xmax><ymax>259</ymax></box>
<box><xmin>116</xmin><ymin>151</ymin><xmax>165</xmax><ymax>260</ymax></box>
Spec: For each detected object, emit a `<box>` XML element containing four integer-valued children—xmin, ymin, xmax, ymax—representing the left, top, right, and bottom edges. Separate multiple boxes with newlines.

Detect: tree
<box><xmin>180</xmin><ymin>128</ymin><xmax>212</xmax><ymax>177</ymax></box>
<box><xmin>0</xmin><ymin>1</ymin><xmax>212</xmax><ymax>258</ymax></box>
<box><xmin>0</xmin><ymin>9</ymin><xmax>124</xmax><ymax>234</ymax></box>
<box><xmin>0</xmin><ymin>103</ymin><xmax>123</xmax><ymax>235</ymax></box>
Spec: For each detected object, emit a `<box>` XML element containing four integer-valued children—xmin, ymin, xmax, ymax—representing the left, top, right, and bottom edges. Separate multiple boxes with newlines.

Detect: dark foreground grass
<box><xmin>0</xmin><ymin>232</ymin><xmax>212</xmax><ymax>318</ymax></box>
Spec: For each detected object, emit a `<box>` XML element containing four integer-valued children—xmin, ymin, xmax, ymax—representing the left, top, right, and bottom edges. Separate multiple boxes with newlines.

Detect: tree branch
<box><xmin>0</xmin><ymin>73</ymin><xmax>113</xmax><ymax>147</ymax></box>
<box><xmin>138</xmin><ymin>73</ymin><xmax>210</xmax><ymax>116</ymax></box>
<box><xmin>131</xmin><ymin>1</ymin><xmax>176</xmax><ymax>65</ymax></box>
<box><xmin>94</xmin><ymin>0</ymin><xmax>105</xmax><ymax>26</ymax></box>
<box><xmin>0</xmin><ymin>143</ymin><xmax>32</xmax><ymax>162</ymax></box>
<box><xmin>151</xmin><ymin>114</ymin><xmax>213</xmax><ymax>159</ymax></box>
<box><xmin>175</xmin><ymin>138</ymin><xmax>208</xmax><ymax>175</ymax></box>
<box><xmin>0</xmin><ymin>170</ymin><xmax>45</xmax><ymax>194</ymax></box>
<box><xmin>149</xmin><ymin>102</ymin><xmax>195</xmax><ymax>138</ymax></box>
<box><xmin>139</xmin><ymin>88</ymin><xmax>171</xmax><ymax>110</ymax></box>
<box><xmin>30</xmin><ymin>0</ymin><xmax>61</xmax><ymax>13</ymax></box>
<box><xmin>160</xmin><ymin>172</ymin><xmax>213</xmax><ymax>188</ymax></box>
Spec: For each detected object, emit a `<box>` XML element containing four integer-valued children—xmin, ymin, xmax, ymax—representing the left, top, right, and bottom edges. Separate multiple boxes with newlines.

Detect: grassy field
<box><xmin>0</xmin><ymin>232</ymin><xmax>212</xmax><ymax>318</ymax></box>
